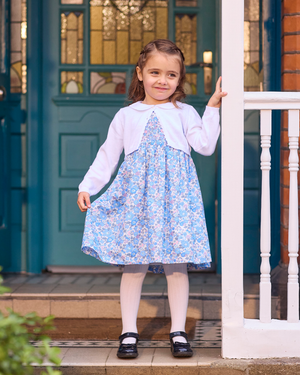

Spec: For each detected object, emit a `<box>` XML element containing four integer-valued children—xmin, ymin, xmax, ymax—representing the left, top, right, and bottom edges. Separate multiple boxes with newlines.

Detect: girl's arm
<box><xmin>185</xmin><ymin>77</ymin><xmax>227</xmax><ymax>156</ymax></box>
<box><xmin>185</xmin><ymin>105</ymin><xmax>220</xmax><ymax>156</ymax></box>
<box><xmin>78</xmin><ymin>111</ymin><xmax>124</xmax><ymax>202</ymax></box>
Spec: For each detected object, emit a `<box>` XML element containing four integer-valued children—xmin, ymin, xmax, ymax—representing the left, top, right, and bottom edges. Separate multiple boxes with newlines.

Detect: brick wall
<box><xmin>281</xmin><ymin>0</ymin><xmax>300</xmax><ymax>264</ymax></box>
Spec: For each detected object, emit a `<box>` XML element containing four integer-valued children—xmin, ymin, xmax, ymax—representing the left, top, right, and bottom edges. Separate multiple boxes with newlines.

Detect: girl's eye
<box><xmin>151</xmin><ymin>71</ymin><xmax>159</xmax><ymax>75</ymax></box>
<box><xmin>169</xmin><ymin>73</ymin><xmax>176</xmax><ymax>78</ymax></box>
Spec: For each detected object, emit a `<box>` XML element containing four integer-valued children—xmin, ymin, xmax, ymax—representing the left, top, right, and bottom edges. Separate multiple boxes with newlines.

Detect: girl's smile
<box><xmin>136</xmin><ymin>52</ymin><xmax>181</xmax><ymax>105</ymax></box>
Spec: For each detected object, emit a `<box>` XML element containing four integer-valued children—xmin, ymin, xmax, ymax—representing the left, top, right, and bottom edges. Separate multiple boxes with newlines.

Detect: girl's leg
<box><xmin>164</xmin><ymin>263</ymin><xmax>189</xmax><ymax>343</ymax></box>
<box><xmin>120</xmin><ymin>264</ymin><xmax>148</xmax><ymax>343</ymax></box>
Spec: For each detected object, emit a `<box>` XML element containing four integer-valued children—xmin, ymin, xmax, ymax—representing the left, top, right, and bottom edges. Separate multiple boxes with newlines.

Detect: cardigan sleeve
<box><xmin>78</xmin><ymin>110</ymin><xmax>124</xmax><ymax>196</ymax></box>
<box><xmin>185</xmin><ymin>105</ymin><xmax>220</xmax><ymax>156</ymax></box>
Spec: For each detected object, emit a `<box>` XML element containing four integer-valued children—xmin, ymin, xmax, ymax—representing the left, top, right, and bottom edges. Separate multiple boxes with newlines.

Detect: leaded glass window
<box><xmin>89</xmin><ymin>0</ymin><xmax>168</xmax><ymax>65</ymax></box>
<box><xmin>59</xmin><ymin>0</ymin><xmax>202</xmax><ymax>96</ymax></box>
<box><xmin>61</xmin><ymin>12</ymin><xmax>84</xmax><ymax>64</ymax></box>
<box><xmin>10</xmin><ymin>0</ymin><xmax>27</xmax><ymax>93</ymax></box>
<box><xmin>244</xmin><ymin>0</ymin><xmax>263</xmax><ymax>91</ymax></box>
<box><xmin>61</xmin><ymin>71</ymin><xmax>83</xmax><ymax>93</ymax></box>
<box><xmin>176</xmin><ymin>0</ymin><xmax>197</xmax><ymax>7</ymax></box>
<box><xmin>90</xmin><ymin>72</ymin><xmax>126</xmax><ymax>94</ymax></box>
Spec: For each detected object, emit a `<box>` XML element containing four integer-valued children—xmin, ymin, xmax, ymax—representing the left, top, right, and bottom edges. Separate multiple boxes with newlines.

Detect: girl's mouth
<box><xmin>155</xmin><ymin>87</ymin><xmax>168</xmax><ymax>91</ymax></box>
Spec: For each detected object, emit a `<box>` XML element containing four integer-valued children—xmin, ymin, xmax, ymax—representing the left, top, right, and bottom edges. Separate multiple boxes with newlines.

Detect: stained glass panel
<box><xmin>61</xmin><ymin>12</ymin><xmax>84</xmax><ymax>64</ymax></box>
<box><xmin>244</xmin><ymin>0</ymin><xmax>263</xmax><ymax>91</ymax></box>
<box><xmin>90</xmin><ymin>72</ymin><xmax>126</xmax><ymax>94</ymax></box>
<box><xmin>175</xmin><ymin>14</ymin><xmax>197</xmax><ymax>66</ymax></box>
<box><xmin>61</xmin><ymin>0</ymin><xmax>83</xmax><ymax>3</ymax></box>
<box><xmin>61</xmin><ymin>71</ymin><xmax>83</xmax><ymax>93</ymax></box>
<box><xmin>90</xmin><ymin>0</ymin><xmax>168</xmax><ymax>65</ymax></box>
<box><xmin>176</xmin><ymin>0</ymin><xmax>197</xmax><ymax>6</ymax></box>
<box><xmin>10</xmin><ymin>0</ymin><xmax>27</xmax><ymax>93</ymax></box>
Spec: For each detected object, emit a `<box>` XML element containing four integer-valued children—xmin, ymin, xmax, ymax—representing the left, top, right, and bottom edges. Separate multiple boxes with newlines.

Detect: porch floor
<box><xmin>2</xmin><ymin>272</ymin><xmax>296</xmax><ymax>373</ymax></box>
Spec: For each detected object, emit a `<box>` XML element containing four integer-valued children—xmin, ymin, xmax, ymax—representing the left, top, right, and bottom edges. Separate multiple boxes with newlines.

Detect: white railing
<box><xmin>221</xmin><ymin>0</ymin><xmax>300</xmax><ymax>359</ymax></box>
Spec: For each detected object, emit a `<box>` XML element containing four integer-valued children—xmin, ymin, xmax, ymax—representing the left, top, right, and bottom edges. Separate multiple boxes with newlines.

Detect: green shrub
<box><xmin>0</xmin><ymin>270</ymin><xmax>62</xmax><ymax>375</ymax></box>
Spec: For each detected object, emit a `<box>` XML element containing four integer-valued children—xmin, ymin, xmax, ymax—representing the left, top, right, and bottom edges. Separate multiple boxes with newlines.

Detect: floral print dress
<box><xmin>81</xmin><ymin>111</ymin><xmax>211</xmax><ymax>273</ymax></box>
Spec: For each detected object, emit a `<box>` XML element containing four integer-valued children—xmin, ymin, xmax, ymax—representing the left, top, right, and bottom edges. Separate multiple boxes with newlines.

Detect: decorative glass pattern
<box><xmin>61</xmin><ymin>11</ymin><xmax>84</xmax><ymax>64</ymax></box>
<box><xmin>61</xmin><ymin>71</ymin><xmax>83</xmax><ymax>93</ymax></box>
<box><xmin>175</xmin><ymin>14</ymin><xmax>197</xmax><ymax>66</ymax></box>
<box><xmin>90</xmin><ymin>72</ymin><xmax>126</xmax><ymax>94</ymax></box>
<box><xmin>10</xmin><ymin>0</ymin><xmax>27</xmax><ymax>93</ymax></box>
<box><xmin>176</xmin><ymin>0</ymin><xmax>197</xmax><ymax>6</ymax></box>
<box><xmin>61</xmin><ymin>0</ymin><xmax>83</xmax><ymax>3</ymax></box>
<box><xmin>185</xmin><ymin>73</ymin><xmax>197</xmax><ymax>95</ymax></box>
<box><xmin>90</xmin><ymin>0</ymin><xmax>168</xmax><ymax>65</ymax></box>
<box><xmin>244</xmin><ymin>0</ymin><xmax>263</xmax><ymax>91</ymax></box>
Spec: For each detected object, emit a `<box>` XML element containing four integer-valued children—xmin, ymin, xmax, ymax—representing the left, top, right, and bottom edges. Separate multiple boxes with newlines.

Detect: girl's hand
<box><xmin>207</xmin><ymin>76</ymin><xmax>227</xmax><ymax>108</ymax></box>
<box><xmin>77</xmin><ymin>192</ymin><xmax>91</xmax><ymax>212</ymax></box>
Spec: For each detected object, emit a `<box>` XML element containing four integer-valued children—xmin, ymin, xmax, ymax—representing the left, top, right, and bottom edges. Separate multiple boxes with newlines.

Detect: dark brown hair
<box><xmin>128</xmin><ymin>39</ymin><xmax>186</xmax><ymax>106</ymax></box>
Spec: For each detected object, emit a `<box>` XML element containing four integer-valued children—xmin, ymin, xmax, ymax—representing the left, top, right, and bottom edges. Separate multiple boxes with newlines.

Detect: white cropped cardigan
<box><xmin>78</xmin><ymin>101</ymin><xmax>220</xmax><ymax>196</ymax></box>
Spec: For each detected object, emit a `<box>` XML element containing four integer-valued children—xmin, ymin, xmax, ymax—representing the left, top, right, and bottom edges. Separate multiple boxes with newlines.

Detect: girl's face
<box><xmin>136</xmin><ymin>52</ymin><xmax>181</xmax><ymax>105</ymax></box>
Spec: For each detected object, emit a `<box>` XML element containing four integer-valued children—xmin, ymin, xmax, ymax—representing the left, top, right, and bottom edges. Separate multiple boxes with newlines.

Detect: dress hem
<box><xmin>81</xmin><ymin>246</ymin><xmax>211</xmax><ymax>273</ymax></box>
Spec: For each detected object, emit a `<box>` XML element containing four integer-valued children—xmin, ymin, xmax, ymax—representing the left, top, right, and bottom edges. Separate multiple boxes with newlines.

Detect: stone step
<box><xmin>0</xmin><ymin>290</ymin><xmax>280</xmax><ymax>320</ymax></box>
<box><xmin>31</xmin><ymin>347</ymin><xmax>300</xmax><ymax>375</ymax></box>
<box><xmin>0</xmin><ymin>273</ymin><xmax>280</xmax><ymax>319</ymax></box>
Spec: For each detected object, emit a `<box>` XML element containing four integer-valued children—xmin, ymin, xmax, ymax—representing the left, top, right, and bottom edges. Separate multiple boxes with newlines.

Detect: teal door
<box><xmin>41</xmin><ymin>0</ymin><xmax>218</xmax><ymax>269</ymax></box>
<box><xmin>0</xmin><ymin>0</ymin><xmax>11</xmax><ymax>269</ymax></box>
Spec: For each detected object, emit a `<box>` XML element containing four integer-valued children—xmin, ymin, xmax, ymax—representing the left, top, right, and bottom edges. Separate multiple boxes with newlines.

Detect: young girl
<box><xmin>77</xmin><ymin>39</ymin><xmax>226</xmax><ymax>359</ymax></box>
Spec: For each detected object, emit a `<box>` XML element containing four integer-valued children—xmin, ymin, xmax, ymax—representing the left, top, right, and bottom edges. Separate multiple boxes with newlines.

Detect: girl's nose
<box><xmin>158</xmin><ymin>76</ymin><xmax>167</xmax><ymax>85</ymax></box>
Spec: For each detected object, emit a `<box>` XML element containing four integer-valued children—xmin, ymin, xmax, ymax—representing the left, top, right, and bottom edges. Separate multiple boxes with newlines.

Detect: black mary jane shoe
<box><xmin>169</xmin><ymin>331</ymin><xmax>193</xmax><ymax>357</ymax></box>
<box><xmin>117</xmin><ymin>332</ymin><xmax>139</xmax><ymax>359</ymax></box>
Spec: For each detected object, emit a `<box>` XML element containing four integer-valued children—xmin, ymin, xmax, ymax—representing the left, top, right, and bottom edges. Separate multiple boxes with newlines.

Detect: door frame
<box><xmin>26</xmin><ymin>0</ymin><xmax>43</xmax><ymax>273</ymax></box>
<box><xmin>25</xmin><ymin>0</ymin><xmax>221</xmax><ymax>273</ymax></box>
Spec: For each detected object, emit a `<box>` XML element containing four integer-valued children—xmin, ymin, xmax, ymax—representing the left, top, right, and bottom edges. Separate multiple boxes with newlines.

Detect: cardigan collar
<box><xmin>129</xmin><ymin>101</ymin><xmax>182</xmax><ymax>111</ymax></box>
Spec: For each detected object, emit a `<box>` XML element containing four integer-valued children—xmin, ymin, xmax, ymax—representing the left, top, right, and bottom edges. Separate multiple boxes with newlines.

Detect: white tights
<box><xmin>120</xmin><ymin>263</ymin><xmax>189</xmax><ymax>344</ymax></box>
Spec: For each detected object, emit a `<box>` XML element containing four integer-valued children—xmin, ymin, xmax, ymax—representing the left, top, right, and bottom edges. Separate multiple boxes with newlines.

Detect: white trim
<box><xmin>244</xmin><ymin>92</ymin><xmax>300</xmax><ymax>109</ymax></box>
<box><xmin>223</xmin><ymin>319</ymin><xmax>300</xmax><ymax>358</ymax></box>
<box><xmin>221</xmin><ymin>0</ymin><xmax>245</xmax><ymax>347</ymax></box>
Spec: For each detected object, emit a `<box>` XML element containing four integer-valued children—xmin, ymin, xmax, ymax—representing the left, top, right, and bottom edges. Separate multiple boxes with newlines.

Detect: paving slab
<box><xmin>87</xmin><ymin>284</ymin><xmax>120</xmax><ymax>295</ymax></box>
<box><xmin>12</xmin><ymin>283</ymin><xmax>56</xmax><ymax>296</ymax></box>
<box><xmin>152</xmin><ymin>348</ymin><xmax>199</xmax><ymax>366</ymax></box>
<box><xmin>61</xmin><ymin>348</ymin><xmax>112</xmax><ymax>366</ymax></box>
<box><xmin>49</xmin><ymin>284</ymin><xmax>91</xmax><ymax>297</ymax></box>
<box><xmin>106</xmin><ymin>348</ymin><xmax>155</xmax><ymax>366</ymax></box>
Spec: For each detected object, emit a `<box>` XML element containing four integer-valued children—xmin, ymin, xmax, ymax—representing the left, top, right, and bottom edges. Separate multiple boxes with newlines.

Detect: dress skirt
<box><xmin>81</xmin><ymin>111</ymin><xmax>212</xmax><ymax>273</ymax></box>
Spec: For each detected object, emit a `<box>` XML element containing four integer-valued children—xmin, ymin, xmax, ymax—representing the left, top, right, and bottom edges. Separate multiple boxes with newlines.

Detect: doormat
<box><xmin>31</xmin><ymin>320</ymin><xmax>221</xmax><ymax>348</ymax></box>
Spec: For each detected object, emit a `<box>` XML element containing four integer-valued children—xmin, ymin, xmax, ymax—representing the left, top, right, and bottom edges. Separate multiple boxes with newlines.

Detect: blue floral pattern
<box><xmin>82</xmin><ymin>111</ymin><xmax>211</xmax><ymax>273</ymax></box>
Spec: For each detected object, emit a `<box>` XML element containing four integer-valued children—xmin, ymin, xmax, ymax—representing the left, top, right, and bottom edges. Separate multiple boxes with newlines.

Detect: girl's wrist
<box><xmin>207</xmin><ymin>99</ymin><xmax>220</xmax><ymax>108</ymax></box>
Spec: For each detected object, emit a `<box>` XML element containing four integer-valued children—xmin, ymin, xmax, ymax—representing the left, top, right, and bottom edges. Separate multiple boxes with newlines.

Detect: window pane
<box><xmin>61</xmin><ymin>71</ymin><xmax>83</xmax><ymax>93</ymax></box>
<box><xmin>90</xmin><ymin>0</ymin><xmax>168</xmax><ymax>65</ymax></box>
<box><xmin>61</xmin><ymin>0</ymin><xmax>83</xmax><ymax>4</ymax></box>
<box><xmin>10</xmin><ymin>0</ymin><xmax>27</xmax><ymax>93</ymax></box>
<box><xmin>90</xmin><ymin>72</ymin><xmax>126</xmax><ymax>94</ymax></box>
<box><xmin>61</xmin><ymin>11</ymin><xmax>84</xmax><ymax>64</ymax></box>
<box><xmin>61</xmin><ymin>0</ymin><xmax>83</xmax><ymax>3</ymax></box>
<box><xmin>176</xmin><ymin>0</ymin><xmax>197</xmax><ymax>6</ymax></box>
<box><xmin>175</xmin><ymin>14</ymin><xmax>197</xmax><ymax>66</ymax></box>
<box><xmin>244</xmin><ymin>0</ymin><xmax>263</xmax><ymax>91</ymax></box>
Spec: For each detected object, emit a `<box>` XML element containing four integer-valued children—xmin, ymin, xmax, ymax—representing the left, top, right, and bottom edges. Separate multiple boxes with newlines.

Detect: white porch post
<box><xmin>221</xmin><ymin>0</ymin><xmax>244</xmax><ymax>357</ymax></box>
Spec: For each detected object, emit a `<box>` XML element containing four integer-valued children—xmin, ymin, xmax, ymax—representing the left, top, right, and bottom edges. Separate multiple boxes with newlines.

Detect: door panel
<box><xmin>42</xmin><ymin>0</ymin><xmax>217</xmax><ymax>269</ymax></box>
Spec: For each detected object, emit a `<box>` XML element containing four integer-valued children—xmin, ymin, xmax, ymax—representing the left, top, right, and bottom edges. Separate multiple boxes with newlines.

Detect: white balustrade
<box><xmin>259</xmin><ymin>110</ymin><xmax>272</xmax><ymax>323</ymax></box>
<box><xmin>287</xmin><ymin>110</ymin><xmax>299</xmax><ymax>323</ymax></box>
<box><xmin>222</xmin><ymin>0</ymin><xmax>300</xmax><ymax>359</ymax></box>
